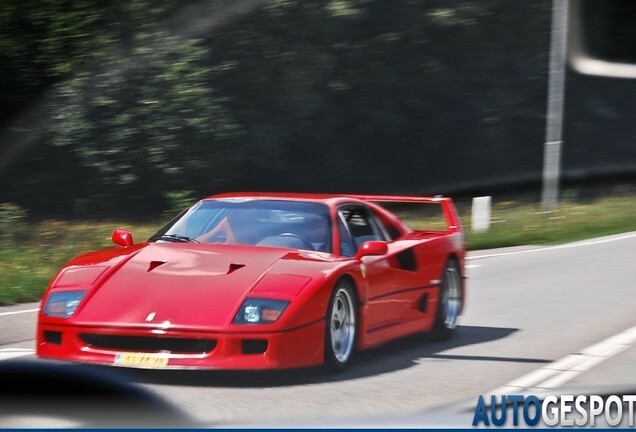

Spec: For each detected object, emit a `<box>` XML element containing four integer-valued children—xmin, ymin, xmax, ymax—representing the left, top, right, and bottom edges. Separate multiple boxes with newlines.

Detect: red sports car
<box><xmin>37</xmin><ymin>193</ymin><xmax>466</xmax><ymax>370</ymax></box>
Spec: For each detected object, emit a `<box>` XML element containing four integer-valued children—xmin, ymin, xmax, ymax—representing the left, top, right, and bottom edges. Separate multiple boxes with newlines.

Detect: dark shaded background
<box><xmin>1</xmin><ymin>0</ymin><xmax>635</xmax><ymax>218</ymax></box>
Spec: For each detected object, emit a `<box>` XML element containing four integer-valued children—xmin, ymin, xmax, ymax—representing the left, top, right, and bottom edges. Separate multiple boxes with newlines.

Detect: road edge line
<box><xmin>486</xmin><ymin>324</ymin><xmax>636</xmax><ymax>396</ymax></box>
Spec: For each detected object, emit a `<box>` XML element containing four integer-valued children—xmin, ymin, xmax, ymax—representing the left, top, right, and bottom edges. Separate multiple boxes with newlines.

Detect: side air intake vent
<box><xmin>418</xmin><ymin>294</ymin><xmax>429</xmax><ymax>313</ymax></box>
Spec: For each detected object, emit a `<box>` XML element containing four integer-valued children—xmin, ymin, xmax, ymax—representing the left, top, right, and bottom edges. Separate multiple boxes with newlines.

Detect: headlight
<box><xmin>44</xmin><ymin>291</ymin><xmax>86</xmax><ymax>318</ymax></box>
<box><xmin>233</xmin><ymin>298</ymin><xmax>290</xmax><ymax>324</ymax></box>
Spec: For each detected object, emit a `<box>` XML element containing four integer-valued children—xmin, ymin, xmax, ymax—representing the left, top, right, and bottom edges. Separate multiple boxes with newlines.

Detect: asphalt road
<box><xmin>1</xmin><ymin>232</ymin><xmax>635</xmax><ymax>427</ymax></box>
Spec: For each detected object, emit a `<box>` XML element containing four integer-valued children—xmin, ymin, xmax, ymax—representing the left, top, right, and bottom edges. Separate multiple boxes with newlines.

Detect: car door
<box><xmin>338</xmin><ymin>204</ymin><xmax>427</xmax><ymax>341</ymax></box>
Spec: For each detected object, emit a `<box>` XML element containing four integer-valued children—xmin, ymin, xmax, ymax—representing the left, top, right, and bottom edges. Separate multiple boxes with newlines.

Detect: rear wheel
<box><xmin>324</xmin><ymin>280</ymin><xmax>357</xmax><ymax>370</ymax></box>
<box><xmin>433</xmin><ymin>259</ymin><xmax>462</xmax><ymax>339</ymax></box>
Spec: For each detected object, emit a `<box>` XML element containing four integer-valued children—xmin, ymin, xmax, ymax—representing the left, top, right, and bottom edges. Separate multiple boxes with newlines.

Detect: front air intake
<box><xmin>80</xmin><ymin>334</ymin><xmax>217</xmax><ymax>354</ymax></box>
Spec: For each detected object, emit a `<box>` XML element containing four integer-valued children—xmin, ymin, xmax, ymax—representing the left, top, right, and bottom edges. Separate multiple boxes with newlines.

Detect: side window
<box><xmin>338</xmin><ymin>205</ymin><xmax>389</xmax><ymax>252</ymax></box>
<box><xmin>367</xmin><ymin>208</ymin><xmax>393</xmax><ymax>241</ymax></box>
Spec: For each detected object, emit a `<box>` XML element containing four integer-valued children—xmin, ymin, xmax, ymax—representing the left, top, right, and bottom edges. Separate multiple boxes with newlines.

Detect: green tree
<box><xmin>48</xmin><ymin>1</ymin><xmax>242</xmax><ymax>208</ymax></box>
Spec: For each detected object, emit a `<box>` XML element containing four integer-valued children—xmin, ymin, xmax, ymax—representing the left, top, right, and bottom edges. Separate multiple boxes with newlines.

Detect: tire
<box><xmin>324</xmin><ymin>280</ymin><xmax>357</xmax><ymax>371</ymax></box>
<box><xmin>433</xmin><ymin>259</ymin><xmax>462</xmax><ymax>339</ymax></box>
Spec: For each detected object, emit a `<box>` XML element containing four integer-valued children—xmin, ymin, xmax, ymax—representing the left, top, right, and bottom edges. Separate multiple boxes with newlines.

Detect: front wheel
<box><xmin>324</xmin><ymin>280</ymin><xmax>357</xmax><ymax>371</ymax></box>
<box><xmin>433</xmin><ymin>259</ymin><xmax>462</xmax><ymax>339</ymax></box>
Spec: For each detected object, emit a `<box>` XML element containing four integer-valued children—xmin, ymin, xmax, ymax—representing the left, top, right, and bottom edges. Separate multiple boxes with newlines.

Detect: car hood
<box><xmin>73</xmin><ymin>243</ymin><xmax>299</xmax><ymax>329</ymax></box>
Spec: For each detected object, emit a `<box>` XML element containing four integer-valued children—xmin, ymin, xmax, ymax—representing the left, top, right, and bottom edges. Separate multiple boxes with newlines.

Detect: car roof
<box><xmin>207</xmin><ymin>191</ymin><xmax>449</xmax><ymax>206</ymax></box>
<box><xmin>205</xmin><ymin>192</ymin><xmax>367</xmax><ymax>207</ymax></box>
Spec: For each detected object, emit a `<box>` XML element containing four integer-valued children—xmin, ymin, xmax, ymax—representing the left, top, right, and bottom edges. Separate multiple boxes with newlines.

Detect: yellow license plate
<box><xmin>114</xmin><ymin>352</ymin><xmax>169</xmax><ymax>368</ymax></box>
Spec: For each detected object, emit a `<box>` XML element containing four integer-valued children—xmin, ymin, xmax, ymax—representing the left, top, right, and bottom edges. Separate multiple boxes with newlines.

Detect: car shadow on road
<box><xmin>113</xmin><ymin>325</ymin><xmax>550</xmax><ymax>388</ymax></box>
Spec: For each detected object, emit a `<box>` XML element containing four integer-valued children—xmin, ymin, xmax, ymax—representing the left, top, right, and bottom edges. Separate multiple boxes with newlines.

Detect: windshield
<box><xmin>150</xmin><ymin>199</ymin><xmax>332</xmax><ymax>252</ymax></box>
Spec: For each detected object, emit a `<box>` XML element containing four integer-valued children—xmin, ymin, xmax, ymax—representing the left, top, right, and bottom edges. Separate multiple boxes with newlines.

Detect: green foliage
<box><xmin>1</xmin><ymin>0</ymin><xmax>635</xmax><ymax>218</ymax></box>
<box><xmin>197</xmin><ymin>0</ymin><xmax>554</xmax><ymax>193</ymax></box>
<box><xmin>0</xmin><ymin>0</ymin><xmax>103</xmax><ymax>117</ymax></box>
<box><xmin>46</xmin><ymin>0</ymin><xmax>242</xmax><ymax>207</ymax></box>
<box><xmin>0</xmin><ymin>203</ymin><xmax>28</xmax><ymax>242</ymax></box>
<box><xmin>1</xmin><ymin>0</ymin><xmax>245</xmax><ymax>214</ymax></box>
<box><xmin>0</xmin><ymin>202</ymin><xmax>27</xmax><ymax>225</ymax></box>
<box><xmin>164</xmin><ymin>190</ymin><xmax>197</xmax><ymax>213</ymax></box>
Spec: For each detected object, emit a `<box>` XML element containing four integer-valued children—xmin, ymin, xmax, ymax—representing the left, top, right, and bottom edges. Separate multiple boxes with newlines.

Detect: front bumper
<box><xmin>37</xmin><ymin>320</ymin><xmax>325</xmax><ymax>370</ymax></box>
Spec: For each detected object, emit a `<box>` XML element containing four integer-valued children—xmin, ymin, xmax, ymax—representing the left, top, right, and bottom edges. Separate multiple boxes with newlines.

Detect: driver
<box><xmin>304</xmin><ymin>213</ymin><xmax>330</xmax><ymax>252</ymax></box>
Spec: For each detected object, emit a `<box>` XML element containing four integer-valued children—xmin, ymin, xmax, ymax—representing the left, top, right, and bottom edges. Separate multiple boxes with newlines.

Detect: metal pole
<box><xmin>541</xmin><ymin>0</ymin><xmax>569</xmax><ymax>210</ymax></box>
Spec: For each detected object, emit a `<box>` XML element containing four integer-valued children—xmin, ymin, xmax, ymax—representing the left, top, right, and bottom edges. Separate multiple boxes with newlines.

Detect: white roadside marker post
<box><xmin>472</xmin><ymin>196</ymin><xmax>492</xmax><ymax>233</ymax></box>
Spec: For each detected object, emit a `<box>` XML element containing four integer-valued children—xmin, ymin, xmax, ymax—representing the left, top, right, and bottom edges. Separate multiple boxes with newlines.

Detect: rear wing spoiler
<box><xmin>344</xmin><ymin>194</ymin><xmax>462</xmax><ymax>234</ymax></box>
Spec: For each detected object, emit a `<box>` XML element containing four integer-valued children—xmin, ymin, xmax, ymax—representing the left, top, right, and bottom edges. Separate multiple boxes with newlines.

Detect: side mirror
<box><xmin>112</xmin><ymin>229</ymin><xmax>133</xmax><ymax>248</ymax></box>
<box><xmin>354</xmin><ymin>240</ymin><xmax>388</xmax><ymax>260</ymax></box>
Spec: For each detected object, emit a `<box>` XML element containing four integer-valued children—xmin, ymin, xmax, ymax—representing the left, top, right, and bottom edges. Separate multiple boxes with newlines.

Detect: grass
<box><xmin>0</xmin><ymin>220</ymin><xmax>157</xmax><ymax>305</ymax></box>
<box><xmin>0</xmin><ymin>195</ymin><xmax>635</xmax><ymax>305</ymax></box>
<box><xmin>461</xmin><ymin>196</ymin><xmax>636</xmax><ymax>250</ymax></box>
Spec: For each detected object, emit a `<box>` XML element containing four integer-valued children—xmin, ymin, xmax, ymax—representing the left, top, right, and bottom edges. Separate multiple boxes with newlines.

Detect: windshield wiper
<box><xmin>150</xmin><ymin>234</ymin><xmax>199</xmax><ymax>243</ymax></box>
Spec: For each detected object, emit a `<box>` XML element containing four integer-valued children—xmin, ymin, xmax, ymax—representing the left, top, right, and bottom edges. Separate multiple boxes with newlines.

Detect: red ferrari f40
<box><xmin>37</xmin><ymin>193</ymin><xmax>466</xmax><ymax>370</ymax></box>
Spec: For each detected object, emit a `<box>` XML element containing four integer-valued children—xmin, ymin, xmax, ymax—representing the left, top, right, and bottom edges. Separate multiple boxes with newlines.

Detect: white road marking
<box><xmin>465</xmin><ymin>264</ymin><xmax>482</xmax><ymax>269</ymax></box>
<box><xmin>468</xmin><ymin>231</ymin><xmax>636</xmax><ymax>260</ymax></box>
<box><xmin>0</xmin><ymin>348</ymin><xmax>36</xmax><ymax>361</ymax></box>
<box><xmin>0</xmin><ymin>307</ymin><xmax>39</xmax><ymax>317</ymax></box>
<box><xmin>488</xmin><ymin>324</ymin><xmax>636</xmax><ymax>395</ymax></box>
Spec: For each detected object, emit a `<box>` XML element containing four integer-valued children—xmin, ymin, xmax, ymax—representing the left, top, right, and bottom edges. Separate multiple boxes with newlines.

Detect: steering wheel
<box><xmin>279</xmin><ymin>232</ymin><xmax>315</xmax><ymax>251</ymax></box>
